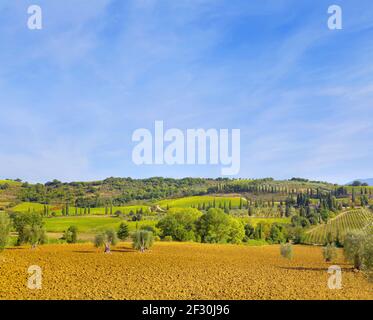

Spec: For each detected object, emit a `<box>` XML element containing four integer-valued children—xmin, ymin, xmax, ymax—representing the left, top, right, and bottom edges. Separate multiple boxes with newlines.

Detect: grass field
<box><xmin>43</xmin><ymin>216</ymin><xmax>157</xmax><ymax>234</ymax></box>
<box><xmin>304</xmin><ymin>209</ymin><xmax>373</xmax><ymax>244</ymax></box>
<box><xmin>0</xmin><ymin>242</ymin><xmax>371</xmax><ymax>300</ymax></box>
<box><xmin>0</xmin><ymin>180</ymin><xmax>22</xmax><ymax>186</ymax></box>
<box><xmin>241</xmin><ymin>217</ymin><xmax>291</xmax><ymax>227</ymax></box>
<box><xmin>157</xmin><ymin>196</ymin><xmax>247</xmax><ymax>209</ymax></box>
<box><xmin>10</xmin><ymin>202</ymin><xmax>151</xmax><ymax>216</ymax></box>
<box><xmin>11</xmin><ymin>202</ymin><xmax>46</xmax><ymax>212</ymax></box>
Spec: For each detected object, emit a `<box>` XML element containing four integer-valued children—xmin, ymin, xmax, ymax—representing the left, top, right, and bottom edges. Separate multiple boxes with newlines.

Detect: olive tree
<box><xmin>280</xmin><ymin>243</ymin><xmax>293</xmax><ymax>260</ymax></box>
<box><xmin>344</xmin><ymin>231</ymin><xmax>373</xmax><ymax>280</ymax></box>
<box><xmin>0</xmin><ymin>212</ymin><xmax>11</xmax><ymax>252</ymax></box>
<box><xmin>362</xmin><ymin>233</ymin><xmax>373</xmax><ymax>281</ymax></box>
<box><xmin>343</xmin><ymin>231</ymin><xmax>366</xmax><ymax>270</ymax></box>
<box><xmin>94</xmin><ymin>229</ymin><xmax>118</xmax><ymax>253</ymax></box>
<box><xmin>63</xmin><ymin>226</ymin><xmax>78</xmax><ymax>244</ymax></box>
<box><xmin>131</xmin><ymin>230</ymin><xmax>154</xmax><ymax>252</ymax></box>
<box><xmin>323</xmin><ymin>243</ymin><xmax>338</xmax><ymax>262</ymax></box>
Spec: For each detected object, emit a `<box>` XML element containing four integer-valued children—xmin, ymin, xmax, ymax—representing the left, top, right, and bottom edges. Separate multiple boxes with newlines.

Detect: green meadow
<box><xmin>43</xmin><ymin>216</ymin><xmax>158</xmax><ymax>234</ymax></box>
<box><xmin>157</xmin><ymin>195</ymin><xmax>247</xmax><ymax>209</ymax></box>
<box><xmin>11</xmin><ymin>202</ymin><xmax>151</xmax><ymax>216</ymax></box>
<box><xmin>0</xmin><ymin>179</ymin><xmax>22</xmax><ymax>186</ymax></box>
<box><xmin>241</xmin><ymin>217</ymin><xmax>291</xmax><ymax>227</ymax></box>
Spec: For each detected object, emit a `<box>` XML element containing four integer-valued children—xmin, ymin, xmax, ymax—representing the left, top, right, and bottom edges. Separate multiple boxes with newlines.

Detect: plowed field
<box><xmin>0</xmin><ymin>243</ymin><xmax>371</xmax><ymax>300</ymax></box>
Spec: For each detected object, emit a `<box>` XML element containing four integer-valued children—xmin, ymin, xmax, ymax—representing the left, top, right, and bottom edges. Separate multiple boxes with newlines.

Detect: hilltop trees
<box><xmin>18</xmin><ymin>176</ymin><xmax>353</xmax><ymax>209</ymax></box>
<box><xmin>0</xmin><ymin>212</ymin><xmax>11</xmax><ymax>252</ymax></box>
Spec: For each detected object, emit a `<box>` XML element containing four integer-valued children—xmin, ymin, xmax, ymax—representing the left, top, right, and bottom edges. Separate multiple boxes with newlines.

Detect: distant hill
<box><xmin>347</xmin><ymin>178</ymin><xmax>373</xmax><ymax>186</ymax></box>
<box><xmin>0</xmin><ymin>177</ymin><xmax>336</xmax><ymax>208</ymax></box>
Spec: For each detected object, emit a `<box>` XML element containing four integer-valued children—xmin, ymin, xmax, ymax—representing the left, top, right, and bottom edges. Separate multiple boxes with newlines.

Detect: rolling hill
<box><xmin>304</xmin><ymin>209</ymin><xmax>373</xmax><ymax>245</ymax></box>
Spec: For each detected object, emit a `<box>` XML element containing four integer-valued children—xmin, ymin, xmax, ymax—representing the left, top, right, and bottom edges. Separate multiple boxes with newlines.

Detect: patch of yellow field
<box><xmin>0</xmin><ymin>243</ymin><xmax>371</xmax><ymax>300</ymax></box>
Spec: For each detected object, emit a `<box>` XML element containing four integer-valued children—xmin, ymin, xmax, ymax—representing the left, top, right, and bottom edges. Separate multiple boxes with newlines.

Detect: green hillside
<box><xmin>304</xmin><ymin>209</ymin><xmax>373</xmax><ymax>244</ymax></box>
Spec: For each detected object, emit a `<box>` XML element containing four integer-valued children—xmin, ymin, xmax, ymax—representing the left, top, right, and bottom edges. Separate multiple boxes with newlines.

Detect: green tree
<box><xmin>269</xmin><ymin>223</ymin><xmax>286</xmax><ymax>244</ymax></box>
<box><xmin>63</xmin><ymin>226</ymin><xmax>78</xmax><ymax>244</ymax></box>
<box><xmin>254</xmin><ymin>222</ymin><xmax>271</xmax><ymax>240</ymax></box>
<box><xmin>157</xmin><ymin>208</ymin><xmax>201</xmax><ymax>242</ymax></box>
<box><xmin>195</xmin><ymin>208</ymin><xmax>244</xmax><ymax>244</ymax></box>
<box><xmin>343</xmin><ymin>231</ymin><xmax>366</xmax><ymax>270</ymax></box>
<box><xmin>360</xmin><ymin>195</ymin><xmax>369</xmax><ymax>207</ymax></box>
<box><xmin>362</xmin><ymin>233</ymin><xmax>373</xmax><ymax>281</ymax></box>
<box><xmin>228</xmin><ymin>219</ymin><xmax>245</xmax><ymax>244</ymax></box>
<box><xmin>280</xmin><ymin>243</ymin><xmax>293</xmax><ymax>260</ymax></box>
<box><xmin>323</xmin><ymin>243</ymin><xmax>338</xmax><ymax>262</ymax></box>
<box><xmin>94</xmin><ymin>229</ymin><xmax>118</xmax><ymax>253</ymax></box>
<box><xmin>286</xmin><ymin>226</ymin><xmax>305</xmax><ymax>244</ymax></box>
<box><xmin>12</xmin><ymin>212</ymin><xmax>46</xmax><ymax>248</ymax></box>
<box><xmin>131</xmin><ymin>230</ymin><xmax>154</xmax><ymax>252</ymax></box>
<box><xmin>117</xmin><ymin>222</ymin><xmax>129</xmax><ymax>240</ymax></box>
<box><xmin>0</xmin><ymin>213</ymin><xmax>11</xmax><ymax>252</ymax></box>
<box><xmin>244</xmin><ymin>223</ymin><xmax>255</xmax><ymax>239</ymax></box>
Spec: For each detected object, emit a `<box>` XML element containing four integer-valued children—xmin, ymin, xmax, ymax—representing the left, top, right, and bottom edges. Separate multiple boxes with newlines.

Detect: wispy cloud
<box><xmin>0</xmin><ymin>0</ymin><xmax>372</xmax><ymax>183</ymax></box>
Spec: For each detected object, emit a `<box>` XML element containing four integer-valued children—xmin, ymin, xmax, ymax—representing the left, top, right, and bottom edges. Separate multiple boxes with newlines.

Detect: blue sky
<box><xmin>0</xmin><ymin>0</ymin><xmax>372</xmax><ymax>184</ymax></box>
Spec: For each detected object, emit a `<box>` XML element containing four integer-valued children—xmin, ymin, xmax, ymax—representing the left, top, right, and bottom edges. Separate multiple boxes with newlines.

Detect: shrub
<box><xmin>280</xmin><ymin>243</ymin><xmax>293</xmax><ymax>260</ymax></box>
<box><xmin>117</xmin><ymin>222</ymin><xmax>129</xmax><ymax>240</ymax></box>
<box><xmin>163</xmin><ymin>235</ymin><xmax>173</xmax><ymax>242</ymax></box>
<box><xmin>244</xmin><ymin>223</ymin><xmax>255</xmax><ymax>239</ymax></box>
<box><xmin>63</xmin><ymin>226</ymin><xmax>78</xmax><ymax>244</ymax></box>
<box><xmin>0</xmin><ymin>212</ymin><xmax>11</xmax><ymax>252</ymax></box>
<box><xmin>131</xmin><ymin>230</ymin><xmax>154</xmax><ymax>252</ymax></box>
<box><xmin>114</xmin><ymin>210</ymin><xmax>123</xmax><ymax>217</ymax></box>
<box><xmin>323</xmin><ymin>243</ymin><xmax>338</xmax><ymax>262</ymax></box>
<box><xmin>94</xmin><ymin>229</ymin><xmax>118</xmax><ymax>253</ymax></box>
<box><xmin>140</xmin><ymin>225</ymin><xmax>158</xmax><ymax>236</ymax></box>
